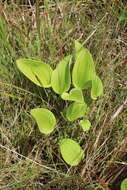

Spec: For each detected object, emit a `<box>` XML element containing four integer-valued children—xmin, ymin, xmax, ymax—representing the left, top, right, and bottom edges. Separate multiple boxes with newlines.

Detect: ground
<box><xmin>0</xmin><ymin>1</ymin><xmax>127</xmax><ymax>190</ymax></box>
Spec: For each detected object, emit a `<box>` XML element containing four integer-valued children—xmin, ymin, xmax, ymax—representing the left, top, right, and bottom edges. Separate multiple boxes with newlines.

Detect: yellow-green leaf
<box><xmin>51</xmin><ymin>55</ymin><xmax>71</xmax><ymax>94</ymax></box>
<box><xmin>61</xmin><ymin>88</ymin><xmax>84</xmax><ymax>103</ymax></box>
<box><xmin>121</xmin><ymin>178</ymin><xmax>127</xmax><ymax>190</ymax></box>
<box><xmin>30</xmin><ymin>108</ymin><xmax>56</xmax><ymax>134</ymax></box>
<box><xmin>79</xmin><ymin>119</ymin><xmax>91</xmax><ymax>131</ymax></box>
<box><xmin>60</xmin><ymin>138</ymin><xmax>84</xmax><ymax>166</ymax></box>
<box><xmin>16</xmin><ymin>59</ymin><xmax>53</xmax><ymax>88</ymax></box>
<box><xmin>66</xmin><ymin>102</ymin><xmax>87</xmax><ymax>121</ymax></box>
<box><xmin>72</xmin><ymin>41</ymin><xmax>96</xmax><ymax>89</ymax></box>
<box><xmin>91</xmin><ymin>75</ymin><xmax>103</xmax><ymax>100</ymax></box>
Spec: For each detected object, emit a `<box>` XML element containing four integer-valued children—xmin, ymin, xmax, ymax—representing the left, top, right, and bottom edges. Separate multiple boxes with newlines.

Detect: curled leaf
<box><xmin>61</xmin><ymin>88</ymin><xmax>84</xmax><ymax>103</ymax></box>
<box><xmin>51</xmin><ymin>55</ymin><xmax>71</xmax><ymax>94</ymax></box>
<box><xmin>16</xmin><ymin>59</ymin><xmax>53</xmax><ymax>88</ymax></box>
<box><xmin>30</xmin><ymin>108</ymin><xmax>56</xmax><ymax>134</ymax></box>
<box><xmin>72</xmin><ymin>41</ymin><xmax>96</xmax><ymax>89</ymax></box>
<box><xmin>66</xmin><ymin>102</ymin><xmax>87</xmax><ymax>121</ymax></box>
<box><xmin>60</xmin><ymin>138</ymin><xmax>84</xmax><ymax>166</ymax></box>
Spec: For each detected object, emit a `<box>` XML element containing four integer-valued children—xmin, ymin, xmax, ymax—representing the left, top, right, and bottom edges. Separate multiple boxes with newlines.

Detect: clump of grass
<box><xmin>0</xmin><ymin>1</ymin><xmax>127</xmax><ymax>190</ymax></box>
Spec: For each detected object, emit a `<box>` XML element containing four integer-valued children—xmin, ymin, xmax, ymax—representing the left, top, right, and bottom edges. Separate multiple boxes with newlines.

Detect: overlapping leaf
<box><xmin>72</xmin><ymin>41</ymin><xmax>96</xmax><ymax>89</ymax></box>
<box><xmin>61</xmin><ymin>88</ymin><xmax>84</xmax><ymax>103</ymax></box>
<box><xmin>66</xmin><ymin>102</ymin><xmax>87</xmax><ymax>121</ymax></box>
<box><xmin>16</xmin><ymin>59</ymin><xmax>53</xmax><ymax>87</ymax></box>
<box><xmin>30</xmin><ymin>108</ymin><xmax>56</xmax><ymax>134</ymax></box>
<box><xmin>51</xmin><ymin>55</ymin><xmax>71</xmax><ymax>94</ymax></box>
<box><xmin>60</xmin><ymin>138</ymin><xmax>84</xmax><ymax>166</ymax></box>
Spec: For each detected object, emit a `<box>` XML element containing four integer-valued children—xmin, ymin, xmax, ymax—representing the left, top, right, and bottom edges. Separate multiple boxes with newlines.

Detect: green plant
<box><xmin>16</xmin><ymin>40</ymin><xmax>103</xmax><ymax>166</ymax></box>
<box><xmin>79</xmin><ymin>120</ymin><xmax>91</xmax><ymax>132</ymax></box>
<box><xmin>121</xmin><ymin>178</ymin><xmax>127</xmax><ymax>190</ymax></box>
<box><xmin>30</xmin><ymin>108</ymin><xmax>56</xmax><ymax>134</ymax></box>
<box><xmin>60</xmin><ymin>138</ymin><xmax>84</xmax><ymax>166</ymax></box>
<box><xmin>119</xmin><ymin>7</ymin><xmax>127</xmax><ymax>25</ymax></box>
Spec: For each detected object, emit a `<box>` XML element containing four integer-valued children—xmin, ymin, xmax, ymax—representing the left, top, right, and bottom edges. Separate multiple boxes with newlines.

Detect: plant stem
<box><xmin>35</xmin><ymin>0</ymin><xmax>41</xmax><ymax>56</ymax></box>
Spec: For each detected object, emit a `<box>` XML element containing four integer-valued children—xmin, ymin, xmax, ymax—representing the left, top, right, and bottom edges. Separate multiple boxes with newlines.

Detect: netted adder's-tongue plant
<box><xmin>121</xmin><ymin>178</ymin><xmax>127</xmax><ymax>190</ymax></box>
<box><xmin>16</xmin><ymin>40</ymin><xmax>103</xmax><ymax>166</ymax></box>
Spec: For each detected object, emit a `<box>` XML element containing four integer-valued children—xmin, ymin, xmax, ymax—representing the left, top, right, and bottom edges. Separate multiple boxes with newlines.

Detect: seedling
<box><xmin>16</xmin><ymin>40</ymin><xmax>103</xmax><ymax>166</ymax></box>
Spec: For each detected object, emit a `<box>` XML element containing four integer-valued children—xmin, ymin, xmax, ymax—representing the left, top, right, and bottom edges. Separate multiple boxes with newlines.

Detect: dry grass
<box><xmin>0</xmin><ymin>1</ymin><xmax>127</xmax><ymax>190</ymax></box>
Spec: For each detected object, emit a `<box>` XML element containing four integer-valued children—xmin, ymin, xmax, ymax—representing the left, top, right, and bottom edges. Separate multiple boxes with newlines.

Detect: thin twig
<box><xmin>93</xmin><ymin>115</ymin><xmax>108</xmax><ymax>150</ymax></box>
<box><xmin>82</xmin><ymin>12</ymin><xmax>108</xmax><ymax>45</ymax></box>
<box><xmin>0</xmin><ymin>144</ymin><xmax>65</xmax><ymax>176</ymax></box>
<box><xmin>81</xmin><ymin>97</ymin><xmax>127</xmax><ymax>179</ymax></box>
<box><xmin>110</xmin><ymin>97</ymin><xmax>127</xmax><ymax>122</ymax></box>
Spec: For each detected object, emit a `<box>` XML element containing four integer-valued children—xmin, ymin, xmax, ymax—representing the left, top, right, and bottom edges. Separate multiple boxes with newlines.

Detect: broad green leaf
<box><xmin>91</xmin><ymin>75</ymin><xmax>103</xmax><ymax>100</ymax></box>
<box><xmin>61</xmin><ymin>88</ymin><xmax>84</xmax><ymax>103</ymax></box>
<box><xmin>16</xmin><ymin>59</ymin><xmax>53</xmax><ymax>88</ymax></box>
<box><xmin>60</xmin><ymin>138</ymin><xmax>84</xmax><ymax>166</ymax></box>
<box><xmin>51</xmin><ymin>55</ymin><xmax>71</xmax><ymax>94</ymax></box>
<box><xmin>79</xmin><ymin>119</ymin><xmax>91</xmax><ymax>131</ymax></box>
<box><xmin>72</xmin><ymin>41</ymin><xmax>96</xmax><ymax>89</ymax></box>
<box><xmin>66</xmin><ymin>102</ymin><xmax>87</xmax><ymax>121</ymax></box>
<box><xmin>30</xmin><ymin>108</ymin><xmax>56</xmax><ymax>134</ymax></box>
<box><xmin>121</xmin><ymin>178</ymin><xmax>127</xmax><ymax>190</ymax></box>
